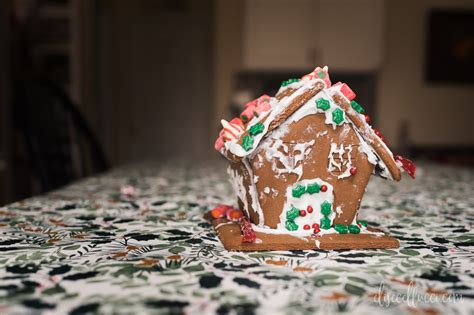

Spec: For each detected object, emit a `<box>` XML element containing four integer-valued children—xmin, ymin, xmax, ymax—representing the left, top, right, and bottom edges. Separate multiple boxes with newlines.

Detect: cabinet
<box><xmin>243</xmin><ymin>0</ymin><xmax>385</xmax><ymax>71</ymax></box>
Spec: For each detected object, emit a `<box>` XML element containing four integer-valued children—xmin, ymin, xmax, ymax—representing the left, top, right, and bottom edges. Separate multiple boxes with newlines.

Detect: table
<box><xmin>0</xmin><ymin>161</ymin><xmax>472</xmax><ymax>314</ymax></box>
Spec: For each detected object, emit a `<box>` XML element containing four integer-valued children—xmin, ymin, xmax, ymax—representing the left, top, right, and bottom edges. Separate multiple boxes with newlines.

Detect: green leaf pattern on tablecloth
<box><xmin>0</xmin><ymin>161</ymin><xmax>472</xmax><ymax>314</ymax></box>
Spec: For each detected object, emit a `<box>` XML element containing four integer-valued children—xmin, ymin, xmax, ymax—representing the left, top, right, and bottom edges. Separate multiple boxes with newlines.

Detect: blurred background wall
<box><xmin>0</xmin><ymin>0</ymin><xmax>473</xmax><ymax>204</ymax></box>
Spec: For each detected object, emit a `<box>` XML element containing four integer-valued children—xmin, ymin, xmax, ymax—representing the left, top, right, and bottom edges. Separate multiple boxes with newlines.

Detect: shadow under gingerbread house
<box><xmin>212</xmin><ymin>66</ymin><xmax>416</xmax><ymax>251</ymax></box>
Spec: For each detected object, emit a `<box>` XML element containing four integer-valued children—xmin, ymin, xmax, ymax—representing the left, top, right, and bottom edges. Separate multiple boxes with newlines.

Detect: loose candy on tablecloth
<box><xmin>301</xmin><ymin>66</ymin><xmax>331</xmax><ymax>87</ymax></box>
<box><xmin>240</xmin><ymin>217</ymin><xmax>256</xmax><ymax>243</ymax></box>
<box><xmin>211</xmin><ymin>204</ymin><xmax>233</xmax><ymax>219</ymax></box>
<box><xmin>120</xmin><ymin>185</ymin><xmax>137</xmax><ymax>199</ymax></box>
<box><xmin>226</xmin><ymin>208</ymin><xmax>244</xmax><ymax>221</ymax></box>
<box><xmin>395</xmin><ymin>155</ymin><xmax>416</xmax><ymax>179</ymax></box>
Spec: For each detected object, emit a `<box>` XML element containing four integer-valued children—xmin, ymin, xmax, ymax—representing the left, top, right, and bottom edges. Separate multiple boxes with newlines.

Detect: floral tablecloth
<box><xmin>0</xmin><ymin>161</ymin><xmax>473</xmax><ymax>314</ymax></box>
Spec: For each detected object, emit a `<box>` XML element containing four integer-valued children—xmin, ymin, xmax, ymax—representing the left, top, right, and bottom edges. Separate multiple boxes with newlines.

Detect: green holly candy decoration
<box><xmin>292</xmin><ymin>184</ymin><xmax>306</xmax><ymax>198</ymax></box>
<box><xmin>307</xmin><ymin>183</ymin><xmax>320</xmax><ymax>194</ymax></box>
<box><xmin>281</xmin><ymin>78</ymin><xmax>300</xmax><ymax>87</ymax></box>
<box><xmin>348</xmin><ymin>224</ymin><xmax>360</xmax><ymax>234</ymax></box>
<box><xmin>316</xmin><ymin>98</ymin><xmax>330</xmax><ymax>111</ymax></box>
<box><xmin>320</xmin><ymin>201</ymin><xmax>332</xmax><ymax>216</ymax></box>
<box><xmin>318</xmin><ymin>71</ymin><xmax>326</xmax><ymax>79</ymax></box>
<box><xmin>357</xmin><ymin>220</ymin><xmax>368</xmax><ymax>227</ymax></box>
<box><xmin>350</xmin><ymin>100</ymin><xmax>365</xmax><ymax>114</ymax></box>
<box><xmin>320</xmin><ymin>217</ymin><xmax>331</xmax><ymax>230</ymax></box>
<box><xmin>285</xmin><ymin>220</ymin><xmax>299</xmax><ymax>231</ymax></box>
<box><xmin>249</xmin><ymin>122</ymin><xmax>264</xmax><ymax>136</ymax></box>
<box><xmin>332</xmin><ymin>108</ymin><xmax>345</xmax><ymax>125</ymax></box>
<box><xmin>242</xmin><ymin>135</ymin><xmax>254</xmax><ymax>151</ymax></box>
<box><xmin>286</xmin><ymin>206</ymin><xmax>300</xmax><ymax>221</ymax></box>
<box><xmin>334</xmin><ymin>224</ymin><xmax>348</xmax><ymax>234</ymax></box>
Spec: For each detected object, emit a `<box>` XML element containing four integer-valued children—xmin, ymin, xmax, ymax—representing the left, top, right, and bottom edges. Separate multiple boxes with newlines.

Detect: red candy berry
<box><xmin>307</xmin><ymin>205</ymin><xmax>313</xmax><ymax>213</ymax></box>
<box><xmin>374</xmin><ymin>129</ymin><xmax>381</xmax><ymax>137</ymax></box>
<box><xmin>350</xmin><ymin>167</ymin><xmax>357</xmax><ymax>175</ymax></box>
<box><xmin>320</xmin><ymin>185</ymin><xmax>328</xmax><ymax>192</ymax></box>
<box><xmin>239</xmin><ymin>218</ymin><xmax>256</xmax><ymax>243</ymax></box>
<box><xmin>313</xmin><ymin>224</ymin><xmax>321</xmax><ymax>234</ymax></box>
<box><xmin>300</xmin><ymin>210</ymin><xmax>307</xmax><ymax>217</ymax></box>
<box><xmin>365</xmin><ymin>115</ymin><xmax>370</xmax><ymax>123</ymax></box>
<box><xmin>303</xmin><ymin>224</ymin><xmax>311</xmax><ymax>230</ymax></box>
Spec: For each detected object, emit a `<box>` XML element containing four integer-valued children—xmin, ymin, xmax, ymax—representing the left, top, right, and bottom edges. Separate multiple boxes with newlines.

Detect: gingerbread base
<box><xmin>211</xmin><ymin>217</ymin><xmax>399</xmax><ymax>251</ymax></box>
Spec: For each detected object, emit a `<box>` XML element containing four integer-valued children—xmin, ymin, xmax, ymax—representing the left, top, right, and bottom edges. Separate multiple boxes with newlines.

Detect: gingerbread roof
<box><xmin>217</xmin><ymin>67</ymin><xmax>404</xmax><ymax>181</ymax></box>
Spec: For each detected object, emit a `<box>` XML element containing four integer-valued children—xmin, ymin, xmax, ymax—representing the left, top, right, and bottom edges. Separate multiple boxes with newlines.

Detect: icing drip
<box><xmin>242</xmin><ymin>158</ymin><xmax>265</xmax><ymax>227</ymax></box>
<box><xmin>262</xmin><ymin>139</ymin><xmax>314</xmax><ymax>180</ymax></box>
<box><xmin>226</xmin><ymin>166</ymin><xmax>249</xmax><ymax>218</ymax></box>
<box><xmin>327</xmin><ymin>143</ymin><xmax>354</xmax><ymax>179</ymax></box>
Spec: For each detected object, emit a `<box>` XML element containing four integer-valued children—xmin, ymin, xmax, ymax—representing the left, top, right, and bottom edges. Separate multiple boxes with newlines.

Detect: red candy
<box><xmin>211</xmin><ymin>204</ymin><xmax>232</xmax><ymax>219</ymax></box>
<box><xmin>395</xmin><ymin>155</ymin><xmax>416</xmax><ymax>179</ymax></box>
<box><xmin>320</xmin><ymin>185</ymin><xmax>328</xmax><ymax>192</ymax></box>
<box><xmin>301</xmin><ymin>66</ymin><xmax>331</xmax><ymax>87</ymax></box>
<box><xmin>313</xmin><ymin>224</ymin><xmax>321</xmax><ymax>234</ymax></box>
<box><xmin>226</xmin><ymin>209</ymin><xmax>243</xmax><ymax>221</ymax></box>
<box><xmin>240</xmin><ymin>217</ymin><xmax>256</xmax><ymax>243</ymax></box>
<box><xmin>350</xmin><ymin>167</ymin><xmax>357</xmax><ymax>175</ymax></box>
<box><xmin>303</xmin><ymin>224</ymin><xmax>311</xmax><ymax>230</ymax></box>
<box><xmin>240</xmin><ymin>95</ymin><xmax>271</xmax><ymax>122</ymax></box>
<box><xmin>365</xmin><ymin>115</ymin><xmax>371</xmax><ymax>123</ymax></box>
<box><xmin>300</xmin><ymin>210</ymin><xmax>307</xmax><ymax>217</ymax></box>
<box><xmin>331</xmin><ymin>82</ymin><xmax>356</xmax><ymax>101</ymax></box>
<box><xmin>307</xmin><ymin>205</ymin><xmax>313</xmax><ymax>213</ymax></box>
<box><xmin>340</xmin><ymin>83</ymin><xmax>356</xmax><ymax>101</ymax></box>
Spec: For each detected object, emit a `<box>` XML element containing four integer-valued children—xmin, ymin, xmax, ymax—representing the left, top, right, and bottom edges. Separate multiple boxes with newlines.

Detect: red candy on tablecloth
<box><xmin>211</xmin><ymin>204</ymin><xmax>233</xmax><ymax>219</ymax></box>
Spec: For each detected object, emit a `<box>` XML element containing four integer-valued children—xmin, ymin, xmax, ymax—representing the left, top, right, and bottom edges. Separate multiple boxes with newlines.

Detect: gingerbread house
<box><xmin>213</xmin><ymin>66</ymin><xmax>415</xmax><ymax>251</ymax></box>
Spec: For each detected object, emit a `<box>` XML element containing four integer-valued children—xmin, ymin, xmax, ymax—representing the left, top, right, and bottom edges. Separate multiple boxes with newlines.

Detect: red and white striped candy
<box><xmin>221</xmin><ymin>118</ymin><xmax>245</xmax><ymax>141</ymax></box>
<box><xmin>301</xmin><ymin>66</ymin><xmax>331</xmax><ymax>87</ymax></box>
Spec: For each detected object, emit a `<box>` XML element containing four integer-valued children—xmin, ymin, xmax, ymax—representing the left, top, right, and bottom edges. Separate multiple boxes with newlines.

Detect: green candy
<box><xmin>357</xmin><ymin>220</ymin><xmax>368</xmax><ymax>227</ymax></box>
<box><xmin>320</xmin><ymin>217</ymin><xmax>331</xmax><ymax>230</ymax></box>
<box><xmin>249</xmin><ymin>122</ymin><xmax>264</xmax><ymax>136</ymax></box>
<box><xmin>320</xmin><ymin>201</ymin><xmax>332</xmax><ymax>216</ymax></box>
<box><xmin>286</xmin><ymin>206</ymin><xmax>300</xmax><ymax>221</ymax></box>
<box><xmin>292</xmin><ymin>184</ymin><xmax>306</xmax><ymax>198</ymax></box>
<box><xmin>350</xmin><ymin>100</ymin><xmax>365</xmax><ymax>114</ymax></box>
<box><xmin>316</xmin><ymin>98</ymin><xmax>330</xmax><ymax>111</ymax></box>
<box><xmin>348</xmin><ymin>224</ymin><xmax>360</xmax><ymax>234</ymax></box>
<box><xmin>318</xmin><ymin>71</ymin><xmax>326</xmax><ymax>79</ymax></box>
<box><xmin>285</xmin><ymin>220</ymin><xmax>299</xmax><ymax>231</ymax></box>
<box><xmin>242</xmin><ymin>135</ymin><xmax>254</xmax><ymax>151</ymax></box>
<box><xmin>307</xmin><ymin>183</ymin><xmax>320</xmax><ymax>194</ymax></box>
<box><xmin>334</xmin><ymin>224</ymin><xmax>348</xmax><ymax>234</ymax></box>
<box><xmin>332</xmin><ymin>108</ymin><xmax>345</xmax><ymax>125</ymax></box>
<box><xmin>281</xmin><ymin>78</ymin><xmax>300</xmax><ymax>87</ymax></box>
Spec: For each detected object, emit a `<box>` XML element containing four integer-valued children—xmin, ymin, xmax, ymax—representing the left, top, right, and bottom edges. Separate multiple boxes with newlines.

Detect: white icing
<box><xmin>263</xmin><ymin>187</ymin><xmax>270</xmax><ymax>194</ymax></box>
<box><xmin>226</xmin><ymin>166</ymin><xmax>249</xmax><ymax>217</ymax></box>
<box><xmin>242</xmin><ymin>158</ymin><xmax>265</xmax><ymax>227</ymax></box>
<box><xmin>277</xmin><ymin>178</ymin><xmax>335</xmax><ymax>232</ymax></box>
<box><xmin>261</xmin><ymin>139</ymin><xmax>314</xmax><ymax>180</ymax></box>
<box><xmin>327</xmin><ymin>143</ymin><xmax>353</xmax><ymax>179</ymax></box>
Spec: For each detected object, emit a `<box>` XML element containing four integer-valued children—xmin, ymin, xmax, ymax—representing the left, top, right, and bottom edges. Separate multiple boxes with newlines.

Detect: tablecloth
<box><xmin>0</xmin><ymin>161</ymin><xmax>473</xmax><ymax>314</ymax></box>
